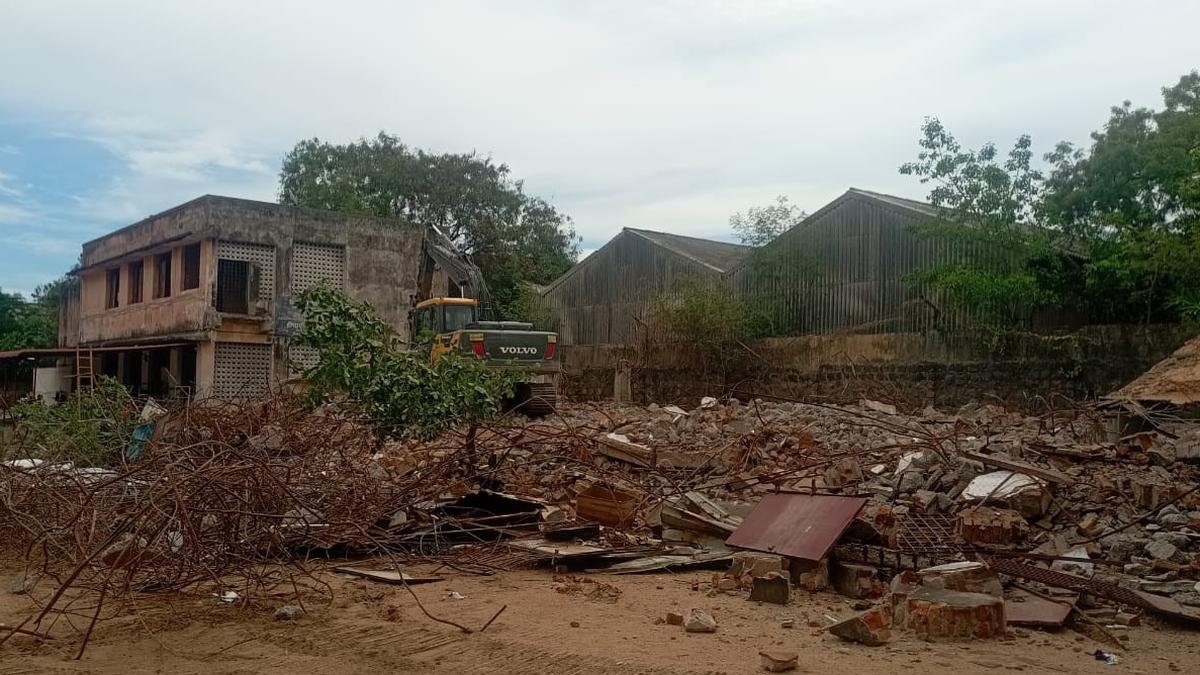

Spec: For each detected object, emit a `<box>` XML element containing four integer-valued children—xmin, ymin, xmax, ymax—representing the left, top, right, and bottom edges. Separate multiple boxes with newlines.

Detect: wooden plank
<box><xmin>961</xmin><ymin>451</ymin><xmax>1076</xmax><ymax>486</ymax></box>
<box><xmin>334</xmin><ymin>567</ymin><xmax>443</xmax><ymax>585</ymax></box>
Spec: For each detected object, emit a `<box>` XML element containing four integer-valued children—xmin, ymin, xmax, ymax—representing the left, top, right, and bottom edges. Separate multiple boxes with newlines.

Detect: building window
<box><xmin>154</xmin><ymin>252</ymin><xmax>172</xmax><ymax>299</ymax></box>
<box><xmin>128</xmin><ymin>260</ymin><xmax>144</xmax><ymax>304</ymax></box>
<box><xmin>216</xmin><ymin>259</ymin><xmax>254</xmax><ymax>314</ymax></box>
<box><xmin>182</xmin><ymin>243</ymin><xmax>201</xmax><ymax>290</ymax></box>
<box><xmin>105</xmin><ymin>268</ymin><xmax>120</xmax><ymax>309</ymax></box>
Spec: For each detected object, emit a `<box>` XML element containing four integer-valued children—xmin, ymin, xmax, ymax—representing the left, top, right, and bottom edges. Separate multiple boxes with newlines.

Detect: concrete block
<box><xmin>896</xmin><ymin>587</ymin><xmax>1006</xmax><ymax>640</ymax></box>
<box><xmin>830</xmin><ymin>561</ymin><xmax>884</xmax><ymax>599</ymax></box>
<box><xmin>749</xmin><ymin>573</ymin><xmax>791</xmax><ymax>605</ymax></box>
<box><xmin>828</xmin><ymin>606</ymin><xmax>891</xmax><ymax>646</ymax></box>
<box><xmin>916</xmin><ymin>561</ymin><xmax>1003</xmax><ymax>598</ymax></box>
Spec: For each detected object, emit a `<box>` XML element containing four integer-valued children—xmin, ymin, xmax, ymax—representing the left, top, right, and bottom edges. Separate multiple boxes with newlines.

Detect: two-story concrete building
<box><xmin>58</xmin><ymin>195</ymin><xmax>471</xmax><ymax>398</ymax></box>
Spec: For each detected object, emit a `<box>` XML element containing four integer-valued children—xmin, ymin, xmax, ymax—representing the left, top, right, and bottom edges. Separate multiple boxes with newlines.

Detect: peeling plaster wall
<box><xmin>67</xmin><ymin>195</ymin><xmax>435</xmax><ymax>398</ymax></box>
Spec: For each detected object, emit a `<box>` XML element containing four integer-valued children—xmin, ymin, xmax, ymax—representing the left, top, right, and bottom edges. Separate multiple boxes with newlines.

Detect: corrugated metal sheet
<box><xmin>725</xmin><ymin>493</ymin><xmax>868</xmax><ymax>562</ymax></box>
<box><xmin>534</xmin><ymin>230</ymin><xmax>728</xmax><ymax>345</ymax></box>
<box><xmin>536</xmin><ymin>189</ymin><xmax>1036</xmax><ymax>345</ymax></box>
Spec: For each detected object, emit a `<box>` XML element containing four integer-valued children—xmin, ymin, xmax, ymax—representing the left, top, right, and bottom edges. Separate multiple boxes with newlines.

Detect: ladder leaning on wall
<box><xmin>74</xmin><ymin>347</ymin><xmax>95</xmax><ymax>392</ymax></box>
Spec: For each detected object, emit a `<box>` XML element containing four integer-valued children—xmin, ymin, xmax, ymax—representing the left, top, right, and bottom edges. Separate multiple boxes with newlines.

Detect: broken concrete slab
<box><xmin>916</xmin><ymin>561</ymin><xmax>1003</xmax><ymax>597</ymax></box>
<box><xmin>1004</xmin><ymin>587</ymin><xmax>1075</xmax><ymax>628</ymax></box>
<box><xmin>962</xmin><ymin>471</ymin><xmax>1051</xmax><ymax>519</ymax></box>
<box><xmin>827</xmin><ymin>606</ymin><xmax>891</xmax><ymax>646</ymax></box>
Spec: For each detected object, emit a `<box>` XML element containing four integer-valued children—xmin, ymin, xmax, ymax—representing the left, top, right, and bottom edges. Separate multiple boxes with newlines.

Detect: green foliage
<box><xmin>729</xmin><ymin>195</ymin><xmax>807</xmax><ymax>246</ymax></box>
<box><xmin>278</xmin><ymin>133</ymin><xmax>579</xmax><ymax>319</ymax></box>
<box><xmin>0</xmin><ymin>289</ymin><xmax>56</xmax><ymax>350</ymax></box>
<box><xmin>6</xmin><ymin>378</ymin><xmax>138</xmax><ymax>467</ymax></box>
<box><xmin>653</xmin><ymin>278</ymin><xmax>768</xmax><ymax>367</ymax></box>
<box><xmin>900</xmin><ymin>71</ymin><xmax>1200</xmax><ymax>327</ymax></box>
<box><xmin>736</xmin><ymin>244</ymin><xmax>821</xmax><ymax>334</ymax></box>
<box><xmin>293</xmin><ymin>284</ymin><xmax>520</xmax><ymax>440</ymax></box>
<box><xmin>899</xmin><ymin>118</ymin><xmax>1066</xmax><ymax>326</ymax></box>
<box><xmin>1040</xmin><ymin>71</ymin><xmax>1200</xmax><ymax>323</ymax></box>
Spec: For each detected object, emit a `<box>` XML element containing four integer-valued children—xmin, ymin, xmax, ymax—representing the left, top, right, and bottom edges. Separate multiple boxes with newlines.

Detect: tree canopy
<box><xmin>278</xmin><ymin>133</ymin><xmax>579</xmax><ymax>319</ymax></box>
<box><xmin>728</xmin><ymin>195</ymin><xmax>807</xmax><ymax>246</ymax></box>
<box><xmin>900</xmin><ymin>70</ymin><xmax>1200</xmax><ymax>327</ymax></box>
<box><xmin>0</xmin><ymin>279</ymin><xmax>69</xmax><ymax>351</ymax></box>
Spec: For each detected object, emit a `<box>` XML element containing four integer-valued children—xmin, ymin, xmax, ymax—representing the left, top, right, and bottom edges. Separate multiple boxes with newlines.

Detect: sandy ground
<box><xmin>2</xmin><ymin>563</ymin><xmax>1198</xmax><ymax>675</ymax></box>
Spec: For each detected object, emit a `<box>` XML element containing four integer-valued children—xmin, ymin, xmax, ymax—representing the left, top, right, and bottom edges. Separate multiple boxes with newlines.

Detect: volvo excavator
<box><xmin>409</xmin><ymin>296</ymin><xmax>560</xmax><ymax>415</ymax></box>
<box><xmin>410</xmin><ymin>226</ymin><xmax>560</xmax><ymax>415</ymax></box>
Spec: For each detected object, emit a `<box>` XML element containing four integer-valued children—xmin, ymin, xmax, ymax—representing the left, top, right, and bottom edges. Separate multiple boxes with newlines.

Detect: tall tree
<box><xmin>278</xmin><ymin>133</ymin><xmax>579</xmax><ymax>319</ymax></box>
<box><xmin>0</xmin><ymin>288</ymin><xmax>57</xmax><ymax>350</ymax></box>
<box><xmin>729</xmin><ymin>195</ymin><xmax>806</xmax><ymax>246</ymax></box>
<box><xmin>898</xmin><ymin>119</ymin><xmax>1069</xmax><ymax>326</ymax></box>
<box><xmin>1041</xmin><ymin>71</ymin><xmax>1200</xmax><ymax>323</ymax></box>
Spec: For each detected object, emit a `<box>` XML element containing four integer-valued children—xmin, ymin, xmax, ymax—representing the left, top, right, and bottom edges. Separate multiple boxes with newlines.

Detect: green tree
<box><xmin>1041</xmin><ymin>71</ymin><xmax>1200</xmax><ymax>323</ymax></box>
<box><xmin>729</xmin><ymin>195</ymin><xmax>806</xmax><ymax>246</ymax></box>
<box><xmin>278</xmin><ymin>133</ymin><xmax>579</xmax><ymax>320</ymax></box>
<box><xmin>0</xmin><ymin>288</ymin><xmax>57</xmax><ymax>350</ymax></box>
<box><xmin>293</xmin><ymin>284</ymin><xmax>519</xmax><ymax>440</ymax></box>
<box><xmin>898</xmin><ymin>118</ymin><xmax>1070</xmax><ymax>326</ymax></box>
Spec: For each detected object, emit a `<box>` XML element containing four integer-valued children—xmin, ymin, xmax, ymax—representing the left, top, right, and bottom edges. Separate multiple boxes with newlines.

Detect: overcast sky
<box><xmin>1</xmin><ymin>0</ymin><xmax>1197</xmax><ymax>294</ymax></box>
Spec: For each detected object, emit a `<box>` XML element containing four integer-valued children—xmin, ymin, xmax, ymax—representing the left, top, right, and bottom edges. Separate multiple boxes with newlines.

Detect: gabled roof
<box><xmin>624</xmin><ymin>228</ymin><xmax>750</xmax><ymax>273</ymax></box>
<box><xmin>540</xmin><ymin>227</ymin><xmax>749</xmax><ymax>295</ymax></box>
<box><xmin>1108</xmin><ymin>334</ymin><xmax>1200</xmax><ymax>405</ymax></box>
<box><xmin>844</xmin><ymin>188</ymin><xmax>941</xmax><ymax>218</ymax></box>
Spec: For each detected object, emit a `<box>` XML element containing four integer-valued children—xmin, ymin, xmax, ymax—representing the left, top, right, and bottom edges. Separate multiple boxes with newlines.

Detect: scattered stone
<box><xmin>8</xmin><ymin>572</ymin><xmax>34</xmax><ymax>595</ymax></box>
<box><xmin>273</xmin><ymin>605</ymin><xmax>304</xmax><ymax>621</ymax></box>
<box><xmin>1172</xmin><ymin>591</ymin><xmax>1200</xmax><ymax>607</ymax></box>
<box><xmin>759</xmin><ymin>650</ymin><xmax>799</xmax><ymax>672</ymax></box>
<box><xmin>1123</xmin><ymin>563</ymin><xmax>1152</xmax><ymax>576</ymax></box>
<box><xmin>717</xmin><ymin>577</ymin><xmax>739</xmax><ymax>592</ymax></box>
<box><xmin>570</xmin><ymin>621</ymin><xmax>581</xmax><ymax>628</ymax></box>
<box><xmin>666</xmin><ymin>611</ymin><xmax>684</xmax><ymax>625</ymax></box>
<box><xmin>684</xmin><ymin>608</ymin><xmax>718</xmax><ymax>633</ymax></box>
<box><xmin>780</xmin><ymin>618</ymin><xmax>795</xmax><ymax>629</ymax></box>
<box><xmin>828</xmin><ymin>607</ymin><xmax>891</xmax><ymax>646</ymax></box>
<box><xmin>1145</xmin><ymin>540</ymin><xmax>1178</xmax><ymax>561</ymax></box>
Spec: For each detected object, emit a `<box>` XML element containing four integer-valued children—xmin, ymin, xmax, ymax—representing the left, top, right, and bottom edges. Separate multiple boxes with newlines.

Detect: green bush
<box><xmin>293</xmin><ymin>284</ymin><xmax>520</xmax><ymax>440</ymax></box>
<box><xmin>6</xmin><ymin>377</ymin><xmax>138</xmax><ymax>467</ymax></box>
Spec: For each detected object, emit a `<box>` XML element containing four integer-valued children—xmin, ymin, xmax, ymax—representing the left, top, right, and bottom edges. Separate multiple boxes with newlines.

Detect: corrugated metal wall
<box><xmin>729</xmin><ymin>196</ymin><xmax>959</xmax><ymax>335</ymax></box>
<box><xmin>537</xmin><ymin>193</ymin><xmax>987</xmax><ymax>345</ymax></box>
<box><xmin>534</xmin><ymin>231</ymin><xmax>724</xmax><ymax>344</ymax></box>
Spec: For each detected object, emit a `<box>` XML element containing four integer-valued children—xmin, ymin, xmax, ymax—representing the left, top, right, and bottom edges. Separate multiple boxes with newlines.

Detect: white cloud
<box><xmin>0</xmin><ymin>0</ymin><xmax>1198</xmax><ymax>253</ymax></box>
<box><xmin>0</xmin><ymin>202</ymin><xmax>32</xmax><ymax>224</ymax></box>
<box><xmin>0</xmin><ymin>144</ymin><xmax>18</xmax><ymax>155</ymax></box>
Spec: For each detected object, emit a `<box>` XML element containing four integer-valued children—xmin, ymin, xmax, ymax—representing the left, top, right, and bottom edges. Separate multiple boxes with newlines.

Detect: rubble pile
<box><xmin>3</xmin><ymin>390</ymin><xmax>1199</xmax><ymax>655</ymax></box>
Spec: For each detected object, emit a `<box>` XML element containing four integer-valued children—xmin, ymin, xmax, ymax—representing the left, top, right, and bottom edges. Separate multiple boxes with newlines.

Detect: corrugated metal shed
<box><xmin>536</xmin><ymin>228</ymin><xmax>749</xmax><ymax>344</ymax></box>
<box><xmin>728</xmin><ymin>187</ymin><xmax>966</xmax><ymax>335</ymax></box>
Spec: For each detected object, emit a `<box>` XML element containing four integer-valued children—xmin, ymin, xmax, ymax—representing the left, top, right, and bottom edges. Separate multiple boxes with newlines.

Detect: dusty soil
<box><xmin>2</xmin><ymin>563</ymin><xmax>1197</xmax><ymax>675</ymax></box>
